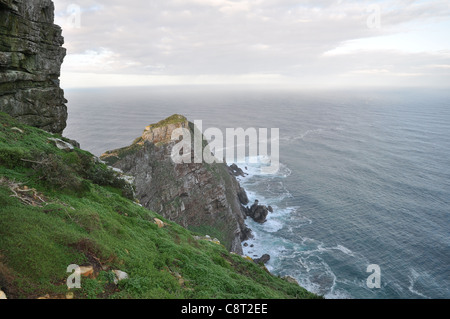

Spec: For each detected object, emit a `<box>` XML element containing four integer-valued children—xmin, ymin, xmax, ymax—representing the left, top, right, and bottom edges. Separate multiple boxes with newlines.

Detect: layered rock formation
<box><xmin>101</xmin><ymin>115</ymin><xmax>253</xmax><ymax>254</ymax></box>
<box><xmin>0</xmin><ymin>0</ymin><xmax>67</xmax><ymax>134</ymax></box>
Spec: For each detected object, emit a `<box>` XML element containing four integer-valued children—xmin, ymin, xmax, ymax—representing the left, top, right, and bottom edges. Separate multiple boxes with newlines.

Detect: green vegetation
<box><xmin>100</xmin><ymin>142</ymin><xmax>144</xmax><ymax>167</ymax></box>
<box><xmin>101</xmin><ymin>114</ymin><xmax>188</xmax><ymax>166</ymax></box>
<box><xmin>148</xmin><ymin>114</ymin><xmax>187</xmax><ymax>130</ymax></box>
<box><xmin>0</xmin><ymin>112</ymin><xmax>321</xmax><ymax>299</ymax></box>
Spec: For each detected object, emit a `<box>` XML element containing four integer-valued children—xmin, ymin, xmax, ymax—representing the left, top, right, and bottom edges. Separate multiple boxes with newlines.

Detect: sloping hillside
<box><xmin>0</xmin><ymin>112</ymin><xmax>320</xmax><ymax>299</ymax></box>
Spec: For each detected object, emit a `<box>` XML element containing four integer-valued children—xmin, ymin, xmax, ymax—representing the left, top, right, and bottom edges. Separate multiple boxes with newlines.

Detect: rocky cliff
<box><xmin>0</xmin><ymin>0</ymin><xmax>67</xmax><ymax>134</ymax></box>
<box><xmin>101</xmin><ymin>115</ymin><xmax>253</xmax><ymax>254</ymax></box>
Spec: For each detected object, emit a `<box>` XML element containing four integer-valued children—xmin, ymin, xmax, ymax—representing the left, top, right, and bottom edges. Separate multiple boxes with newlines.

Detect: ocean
<box><xmin>64</xmin><ymin>86</ymin><xmax>450</xmax><ymax>299</ymax></box>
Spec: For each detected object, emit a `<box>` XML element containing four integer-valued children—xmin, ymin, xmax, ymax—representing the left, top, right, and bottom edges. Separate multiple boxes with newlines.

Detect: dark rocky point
<box><xmin>101</xmin><ymin>115</ymin><xmax>253</xmax><ymax>254</ymax></box>
<box><xmin>228</xmin><ymin>163</ymin><xmax>246</xmax><ymax>177</ymax></box>
<box><xmin>244</xmin><ymin>199</ymin><xmax>270</xmax><ymax>223</ymax></box>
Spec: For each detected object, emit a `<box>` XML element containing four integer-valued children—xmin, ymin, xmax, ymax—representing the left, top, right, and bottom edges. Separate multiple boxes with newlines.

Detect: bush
<box><xmin>86</xmin><ymin>164</ymin><xmax>135</xmax><ymax>200</ymax></box>
<box><xmin>0</xmin><ymin>147</ymin><xmax>29</xmax><ymax>168</ymax></box>
<box><xmin>31</xmin><ymin>153</ymin><xmax>88</xmax><ymax>193</ymax></box>
<box><xmin>28</xmin><ymin>150</ymin><xmax>134</xmax><ymax>199</ymax></box>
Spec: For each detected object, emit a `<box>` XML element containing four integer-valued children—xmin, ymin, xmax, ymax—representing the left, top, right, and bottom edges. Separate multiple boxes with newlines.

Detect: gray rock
<box><xmin>237</xmin><ymin>187</ymin><xmax>249</xmax><ymax>205</ymax></box>
<box><xmin>228</xmin><ymin>164</ymin><xmax>246</xmax><ymax>177</ymax></box>
<box><xmin>112</xmin><ymin>270</ymin><xmax>129</xmax><ymax>284</ymax></box>
<box><xmin>246</xmin><ymin>200</ymin><xmax>269</xmax><ymax>223</ymax></box>
<box><xmin>64</xmin><ymin>137</ymin><xmax>80</xmax><ymax>149</ymax></box>
<box><xmin>48</xmin><ymin>137</ymin><xmax>74</xmax><ymax>152</ymax></box>
<box><xmin>254</xmin><ymin>254</ymin><xmax>270</xmax><ymax>264</ymax></box>
<box><xmin>0</xmin><ymin>0</ymin><xmax>67</xmax><ymax>134</ymax></box>
<box><xmin>101</xmin><ymin>115</ymin><xmax>251</xmax><ymax>255</ymax></box>
<box><xmin>11</xmin><ymin>127</ymin><xmax>24</xmax><ymax>134</ymax></box>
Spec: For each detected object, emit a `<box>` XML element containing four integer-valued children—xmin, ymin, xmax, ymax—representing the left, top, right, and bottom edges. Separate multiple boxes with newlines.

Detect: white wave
<box><xmin>276</xmin><ymin>163</ymin><xmax>292</xmax><ymax>178</ymax></box>
<box><xmin>408</xmin><ymin>268</ymin><xmax>431</xmax><ymax>299</ymax></box>
<box><xmin>296</xmin><ymin>241</ymin><xmax>356</xmax><ymax>259</ymax></box>
<box><xmin>264</xmin><ymin>181</ymin><xmax>294</xmax><ymax>200</ymax></box>
<box><xmin>295</xmin><ymin>255</ymin><xmax>338</xmax><ymax>297</ymax></box>
<box><xmin>325</xmin><ymin>288</ymin><xmax>354</xmax><ymax>299</ymax></box>
<box><xmin>234</xmin><ymin>154</ymin><xmax>355</xmax><ymax>299</ymax></box>
<box><xmin>262</xmin><ymin>219</ymin><xmax>284</xmax><ymax>233</ymax></box>
<box><xmin>243</xmin><ymin>231</ymin><xmax>359</xmax><ymax>298</ymax></box>
<box><xmin>279</xmin><ymin>128</ymin><xmax>324</xmax><ymax>143</ymax></box>
<box><xmin>231</xmin><ymin>157</ymin><xmax>291</xmax><ymax>179</ymax></box>
<box><xmin>279</xmin><ymin>126</ymin><xmax>345</xmax><ymax>144</ymax></box>
<box><xmin>335</xmin><ymin>245</ymin><xmax>355</xmax><ymax>257</ymax></box>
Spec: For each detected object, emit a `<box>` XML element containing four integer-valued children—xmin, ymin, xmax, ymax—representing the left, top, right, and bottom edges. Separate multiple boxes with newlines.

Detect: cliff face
<box><xmin>0</xmin><ymin>0</ymin><xmax>67</xmax><ymax>134</ymax></box>
<box><xmin>101</xmin><ymin>115</ymin><xmax>252</xmax><ymax>254</ymax></box>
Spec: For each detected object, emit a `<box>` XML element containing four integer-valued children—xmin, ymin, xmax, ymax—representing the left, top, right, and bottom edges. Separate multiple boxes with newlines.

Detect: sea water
<box><xmin>64</xmin><ymin>86</ymin><xmax>450</xmax><ymax>299</ymax></box>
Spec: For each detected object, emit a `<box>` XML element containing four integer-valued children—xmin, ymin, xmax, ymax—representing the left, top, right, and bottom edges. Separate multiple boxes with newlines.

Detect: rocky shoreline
<box><xmin>100</xmin><ymin>114</ymin><xmax>273</xmax><ymax>262</ymax></box>
<box><xmin>0</xmin><ymin>0</ymin><xmax>318</xmax><ymax>298</ymax></box>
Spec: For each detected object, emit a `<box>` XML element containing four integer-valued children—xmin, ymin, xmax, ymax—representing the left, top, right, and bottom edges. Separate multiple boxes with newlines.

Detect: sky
<box><xmin>52</xmin><ymin>0</ymin><xmax>450</xmax><ymax>89</ymax></box>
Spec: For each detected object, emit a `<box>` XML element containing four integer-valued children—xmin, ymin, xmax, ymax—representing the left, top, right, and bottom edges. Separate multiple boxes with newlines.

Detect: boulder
<box><xmin>112</xmin><ymin>270</ymin><xmax>129</xmax><ymax>284</ymax></box>
<box><xmin>79</xmin><ymin>265</ymin><xmax>94</xmax><ymax>278</ymax></box>
<box><xmin>246</xmin><ymin>200</ymin><xmax>269</xmax><ymax>223</ymax></box>
<box><xmin>237</xmin><ymin>187</ymin><xmax>249</xmax><ymax>205</ymax></box>
<box><xmin>228</xmin><ymin>164</ymin><xmax>246</xmax><ymax>177</ymax></box>
<box><xmin>253</xmin><ymin>254</ymin><xmax>271</xmax><ymax>265</ymax></box>
<box><xmin>154</xmin><ymin>218</ymin><xmax>165</xmax><ymax>228</ymax></box>
<box><xmin>48</xmin><ymin>138</ymin><xmax>74</xmax><ymax>152</ymax></box>
<box><xmin>240</xmin><ymin>226</ymin><xmax>253</xmax><ymax>241</ymax></box>
<box><xmin>64</xmin><ymin>137</ymin><xmax>80</xmax><ymax>149</ymax></box>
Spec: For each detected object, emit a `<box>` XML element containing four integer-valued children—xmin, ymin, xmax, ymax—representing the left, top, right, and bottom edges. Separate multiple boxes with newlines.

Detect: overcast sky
<box><xmin>53</xmin><ymin>0</ymin><xmax>450</xmax><ymax>89</ymax></box>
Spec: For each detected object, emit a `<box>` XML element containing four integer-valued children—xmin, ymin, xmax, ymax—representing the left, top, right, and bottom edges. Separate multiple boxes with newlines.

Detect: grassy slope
<box><xmin>0</xmin><ymin>112</ymin><xmax>321</xmax><ymax>299</ymax></box>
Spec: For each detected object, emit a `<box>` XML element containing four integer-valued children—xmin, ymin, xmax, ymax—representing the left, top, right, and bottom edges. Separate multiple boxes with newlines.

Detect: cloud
<box><xmin>52</xmin><ymin>0</ymin><xmax>450</xmax><ymax>88</ymax></box>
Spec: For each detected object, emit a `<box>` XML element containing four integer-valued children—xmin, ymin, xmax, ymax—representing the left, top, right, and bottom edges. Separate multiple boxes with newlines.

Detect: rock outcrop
<box><xmin>101</xmin><ymin>115</ymin><xmax>252</xmax><ymax>254</ymax></box>
<box><xmin>0</xmin><ymin>0</ymin><xmax>67</xmax><ymax>134</ymax></box>
<box><xmin>243</xmin><ymin>200</ymin><xmax>270</xmax><ymax>223</ymax></box>
<box><xmin>228</xmin><ymin>163</ymin><xmax>246</xmax><ymax>177</ymax></box>
<box><xmin>253</xmin><ymin>254</ymin><xmax>271</xmax><ymax>265</ymax></box>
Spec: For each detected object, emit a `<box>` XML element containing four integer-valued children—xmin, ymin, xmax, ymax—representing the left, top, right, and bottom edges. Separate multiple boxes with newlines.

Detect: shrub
<box><xmin>0</xmin><ymin>147</ymin><xmax>29</xmax><ymax>168</ymax></box>
<box><xmin>86</xmin><ymin>164</ymin><xmax>135</xmax><ymax>200</ymax></box>
<box><xmin>31</xmin><ymin>153</ymin><xmax>88</xmax><ymax>193</ymax></box>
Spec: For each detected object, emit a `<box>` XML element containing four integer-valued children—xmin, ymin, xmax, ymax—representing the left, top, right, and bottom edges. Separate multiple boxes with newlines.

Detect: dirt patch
<box><xmin>0</xmin><ymin>262</ymin><xmax>17</xmax><ymax>298</ymax></box>
<box><xmin>68</xmin><ymin>238</ymin><xmax>118</xmax><ymax>274</ymax></box>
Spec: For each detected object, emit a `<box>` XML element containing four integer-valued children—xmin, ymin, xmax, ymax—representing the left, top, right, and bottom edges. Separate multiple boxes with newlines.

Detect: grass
<box><xmin>146</xmin><ymin>114</ymin><xmax>188</xmax><ymax>130</ymax></box>
<box><xmin>101</xmin><ymin>114</ymin><xmax>189</xmax><ymax>166</ymax></box>
<box><xmin>0</xmin><ymin>112</ymin><xmax>321</xmax><ymax>299</ymax></box>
